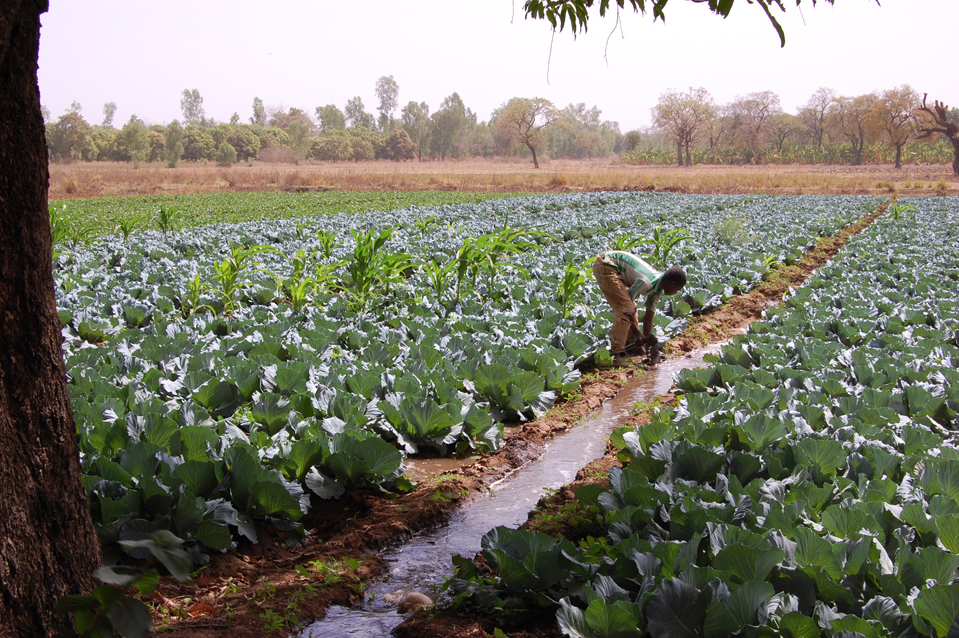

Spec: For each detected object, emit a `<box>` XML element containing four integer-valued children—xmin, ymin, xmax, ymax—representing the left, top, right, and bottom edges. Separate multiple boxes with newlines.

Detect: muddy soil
<box><xmin>145</xmin><ymin>203</ymin><xmax>887</xmax><ymax>637</ymax></box>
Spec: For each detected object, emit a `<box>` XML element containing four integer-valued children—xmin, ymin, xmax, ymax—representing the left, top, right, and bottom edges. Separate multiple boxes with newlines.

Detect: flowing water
<box><xmin>298</xmin><ymin>342</ymin><xmax>726</xmax><ymax>637</ymax></box>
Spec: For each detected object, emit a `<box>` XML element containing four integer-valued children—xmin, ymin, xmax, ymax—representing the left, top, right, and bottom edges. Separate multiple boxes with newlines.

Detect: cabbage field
<box><xmin>448</xmin><ymin>197</ymin><xmax>959</xmax><ymax>638</ymax></box>
<box><xmin>54</xmin><ymin>192</ymin><xmax>882</xmax><ymax>569</ymax></box>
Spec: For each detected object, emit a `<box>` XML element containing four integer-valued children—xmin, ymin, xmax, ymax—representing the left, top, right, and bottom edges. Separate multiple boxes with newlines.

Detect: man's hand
<box><xmin>642</xmin><ymin>333</ymin><xmax>658</xmax><ymax>348</ymax></box>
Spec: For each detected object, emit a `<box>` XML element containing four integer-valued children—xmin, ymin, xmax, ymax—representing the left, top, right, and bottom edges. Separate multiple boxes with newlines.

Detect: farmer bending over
<box><xmin>592</xmin><ymin>251</ymin><xmax>686</xmax><ymax>367</ymax></box>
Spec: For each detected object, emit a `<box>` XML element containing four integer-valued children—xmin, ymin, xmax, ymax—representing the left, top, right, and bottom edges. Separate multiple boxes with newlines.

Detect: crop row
<box><xmin>57</xmin><ymin>192</ymin><xmax>881</xmax><ymax>566</ymax></box>
<box><xmin>50</xmin><ymin>190</ymin><xmax>516</xmax><ymax>240</ymax></box>
<box><xmin>450</xmin><ymin>197</ymin><xmax>959</xmax><ymax>638</ymax></box>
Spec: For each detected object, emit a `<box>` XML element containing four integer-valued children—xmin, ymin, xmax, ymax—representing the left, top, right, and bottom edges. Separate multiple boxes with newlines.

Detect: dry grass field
<box><xmin>49</xmin><ymin>158</ymin><xmax>958</xmax><ymax>200</ymax></box>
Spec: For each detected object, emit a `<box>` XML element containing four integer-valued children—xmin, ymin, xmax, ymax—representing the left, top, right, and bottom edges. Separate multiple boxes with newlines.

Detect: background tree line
<box><xmin>42</xmin><ymin>77</ymin><xmax>957</xmax><ymax>170</ymax></box>
<box><xmin>638</xmin><ymin>85</ymin><xmax>958</xmax><ymax>170</ymax></box>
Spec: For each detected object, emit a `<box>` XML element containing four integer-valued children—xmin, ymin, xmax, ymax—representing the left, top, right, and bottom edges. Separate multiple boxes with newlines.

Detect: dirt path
<box><xmin>146</xmin><ymin>202</ymin><xmax>889</xmax><ymax>637</ymax></box>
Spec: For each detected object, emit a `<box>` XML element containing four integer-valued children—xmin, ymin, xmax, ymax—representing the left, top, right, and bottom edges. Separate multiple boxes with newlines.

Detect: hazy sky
<box><xmin>38</xmin><ymin>1</ymin><xmax>956</xmax><ymax>133</ymax></box>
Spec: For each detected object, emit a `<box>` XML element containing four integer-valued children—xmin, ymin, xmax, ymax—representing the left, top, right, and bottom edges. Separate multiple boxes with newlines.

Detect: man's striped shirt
<box><xmin>599</xmin><ymin>251</ymin><xmax>663</xmax><ymax>309</ymax></box>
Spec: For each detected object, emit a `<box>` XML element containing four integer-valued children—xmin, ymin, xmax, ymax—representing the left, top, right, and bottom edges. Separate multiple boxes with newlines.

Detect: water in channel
<box><xmin>298</xmin><ymin>342</ymin><xmax>726</xmax><ymax>637</ymax></box>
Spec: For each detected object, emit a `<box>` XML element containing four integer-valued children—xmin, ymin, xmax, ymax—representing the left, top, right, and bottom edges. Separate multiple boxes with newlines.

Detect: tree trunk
<box><xmin>676</xmin><ymin>141</ymin><xmax>683</xmax><ymax>167</ymax></box>
<box><xmin>530</xmin><ymin>145</ymin><xmax>539</xmax><ymax>169</ymax></box>
<box><xmin>0</xmin><ymin>3</ymin><xmax>102</xmax><ymax>636</ymax></box>
<box><xmin>894</xmin><ymin>144</ymin><xmax>903</xmax><ymax>169</ymax></box>
<box><xmin>951</xmin><ymin>137</ymin><xmax>959</xmax><ymax>176</ymax></box>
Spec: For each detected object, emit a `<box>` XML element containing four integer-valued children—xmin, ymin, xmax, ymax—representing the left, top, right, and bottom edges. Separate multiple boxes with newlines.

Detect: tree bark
<box><xmin>0</xmin><ymin>2</ymin><xmax>102</xmax><ymax>636</ymax></box>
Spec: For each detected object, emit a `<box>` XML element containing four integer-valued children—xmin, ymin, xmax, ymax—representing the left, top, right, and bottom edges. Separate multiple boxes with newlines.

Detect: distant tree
<box><xmin>430</xmin><ymin>92</ymin><xmax>474</xmax><ymax>160</ymax></box>
<box><xmin>316</xmin><ymin>104</ymin><xmax>346</xmax><ymax>133</ymax></box>
<box><xmin>47</xmin><ymin>111</ymin><xmax>92</xmax><ymax>161</ymax></box>
<box><xmin>120</xmin><ymin>115</ymin><xmax>150</xmax><ymax>167</ymax></box>
<box><xmin>382</xmin><ymin>129</ymin><xmax>416</xmax><ymax>161</ymax></box>
<box><xmin>400</xmin><ymin>100</ymin><xmax>431</xmax><ymax>160</ymax></box>
<box><xmin>165</xmin><ymin>119</ymin><xmax>185</xmax><ymax>167</ymax></box>
<box><xmin>101</xmin><ymin>101</ymin><xmax>117</xmax><ymax>128</ymax></box>
<box><xmin>767</xmin><ymin>112</ymin><xmax>802</xmax><ymax>153</ymax></box>
<box><xmin>727</xmin><ymin>90</ymin><xmax>781</xmax><ymax>151</ymax></box>
<box><xmin>375</xmin><ymin>75</ymin><xmax>400</xmax><ymax>132</ymax></box>
<box><xmin>799</xmin><ymin>87</ymin><xmax>835</xmax><ymax>148</ymax></box>
<box><xmin>651</xmin><ymin>87</ymin><xmax>715</xmax><ymax>166</ymax></box>
<box><xmin>88</xmin><ymin>126</ymin><xmax>118</xmax><ymax>161</ymax></box>
<box><xmin>312</xmin><ymin>131</ymin><xmax>353</xmax><ymax>161</ymax></box>
<box><xmin>268</xmin><ymin>106</ymin><xmax>313</xmax><ymax>131</ymax></box>
<box><xmin>229</xmin><ymin>112</ymin><xmax>240</xmax><ymax>125</ymax></box>
<box><xmin>216</xmin><ymin>142</ymin><xmax>238</xmax><ymax>166</ymax></box>
<box><xmin>493</xmin><ymin>97</ymin><xmax>557</xmax><ymax>168</ymax></box>
<box><xmin>183</xmin><ymin>124</ymin><xmax>216</xmax><ymax>161</ymax></box>
<box><xmin>252</xmin><ymin>125</ymin><xmax>290</xmax><ymax>151</ymax></box>
<box><xmin>345</xmin><ymin>96</ymin><xmax>376</xmax><ymax>130</ymax></box>
<box><xmin>67</xmin><ymin>100</ymin><xmax>81</xmax><ymax>115</ymax></box>
<box><xmin>350</xmin><ymin>134</ymin><xmax>375</xmax><ymax>161</ymax></box>
<box><xmin>623</xmin><ymin>130</ymin><xmax>642</xmax><ymax>152</ymax></box>
<box><xmin>872</xmin><ymin>84</ymin><xmax>918</xmax><ymax>169</ymax></box>
<box><xmin>830</xmin><ymin>93</ymin><xmax>878</xmax><ymax>165</ymax></box>
<box><xmin>226</xmin><ymin>126</ymin><xmax>261</xmax><ymax>161</ymax></box>
<box><xmin>41</xmin><ymin>104</ymin><xmax>51</xmax><ymax>123</ymax></box>
<box><xmin>211</xmin><ymin>123</ymin><xmax>233</xmax><ymax>147</ymax></box>
<box><xmin>915</xmin><ymin>94</ymin><xmax>959</xmax><ymax>176</ymax></box>
<box><xmin>180</xmin><ymin>88</ymin><xmax>206</xmax><ymax>126</ymax></box>
<box><xmin>287</xmin><ymin>120</ymin><xmax>311</xmax><ymax>158</ymax></box>
<box><xmin>347</xmin><ymin>126</ymin><xmax>384</xmax><ymax>161</ymax></box>
<box><xmin>148</xmin><ymin>125</ymin><xmax>166</xmax><ymax>162</ymax></box>
<box><xmin>250</xmin><ymin>97</ymin><xmax>267</xmax><ymax>126</ymax></box>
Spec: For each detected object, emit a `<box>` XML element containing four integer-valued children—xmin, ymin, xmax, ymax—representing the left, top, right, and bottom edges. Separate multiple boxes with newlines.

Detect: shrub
<box><xmin>382</xmin><ymin>129</ymin><xmax>416</xmax><ymax>161</ymax></box>
<box><xmin>216</xmin><ymin>142</ymin><xmax>238</xmax><ymax>166</ymax></box>
<box><xmin>183</xmin><ymin>125</ymin><xmax>216</xmax><ymax>161</ymax></box>
<box><xmin>312</xmin><ymin>133</ymin><xmax>353</xmax><ymax>162</ymax></box>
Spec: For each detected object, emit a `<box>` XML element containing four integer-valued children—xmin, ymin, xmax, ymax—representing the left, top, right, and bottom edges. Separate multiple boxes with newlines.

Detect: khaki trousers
<box><xmin>592</xmin><ymin>258</ymin><xmax>640</xmax><ymax>355</ymax></box>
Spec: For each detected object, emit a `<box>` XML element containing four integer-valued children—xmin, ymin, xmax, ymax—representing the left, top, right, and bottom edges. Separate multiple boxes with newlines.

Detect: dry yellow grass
<box><xmin>48</xmin><ymin>158</ymin><xmax>958</xmax><ymax>200</ymax></box>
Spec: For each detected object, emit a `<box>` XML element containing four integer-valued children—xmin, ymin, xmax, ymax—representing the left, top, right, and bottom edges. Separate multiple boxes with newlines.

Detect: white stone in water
<box><xmin>397</xmin><ymin>591</ymin><xmax>433</xmax><ymax>613</ymax></box>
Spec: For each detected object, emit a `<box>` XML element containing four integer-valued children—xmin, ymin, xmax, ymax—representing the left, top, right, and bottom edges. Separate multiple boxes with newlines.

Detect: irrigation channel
<box><xmin>298</xmin><ymin>341</ymin><xmax>727</xmax><ymax>637</ymax></box>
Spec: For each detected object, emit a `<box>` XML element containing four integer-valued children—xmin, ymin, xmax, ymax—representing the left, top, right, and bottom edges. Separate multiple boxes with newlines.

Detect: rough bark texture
<box><xmin>0</xmin><ymin>2</ymin><xmax>102</xmax><ymax>636</ymax></box>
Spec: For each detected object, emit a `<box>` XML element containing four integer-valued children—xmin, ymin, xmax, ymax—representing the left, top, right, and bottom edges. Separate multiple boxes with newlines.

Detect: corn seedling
<box><xmin>117</xmin><ymin>213</ymin><xmax>147</xmax><ymax>241</ymax></box>
<box><xmin>556</xmin><ymin>258</ymin><xmax>592</xmax><ymax>318</ymax></box>
<box><xmin>210</xmin><ymin>241</ymin><xmax>278</xmax><ymax>314</ymax></box>
<box><xmin>156</xmin><ymin>205</ymin><xmax>181</xmax><ymax>234</ymax></box>
<box><xmin>890</xmin><ymin>199</ymin><xmax>917</xmax><ymax>221</ymax></box>
<box><xmin>635</xmin><ymin>224</ymin><xmax>693</xmax><ymax>269</ymax></box>
<box><xmin>316</xmin><ymin>229</ymin><xmax>341</xmax><ymax>259</ymax></box>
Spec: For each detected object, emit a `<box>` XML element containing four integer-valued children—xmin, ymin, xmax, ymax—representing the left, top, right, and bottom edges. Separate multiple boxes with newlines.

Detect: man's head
<box><xmin>661</xmin><ymin>267</ymin><xmax>687</xmax><ymax>295</ymax></box>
